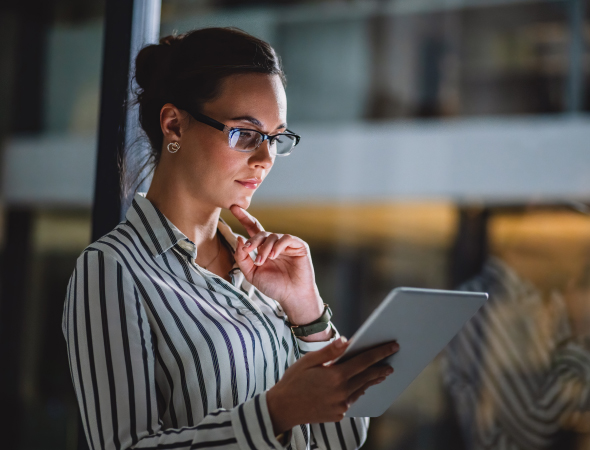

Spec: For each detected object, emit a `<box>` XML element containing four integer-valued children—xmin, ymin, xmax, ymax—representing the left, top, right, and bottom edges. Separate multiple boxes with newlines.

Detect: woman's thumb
<box><xmin>304</xmin><ymin>336</ymin><xmax>349</xmax><ymax>367</ymax></box>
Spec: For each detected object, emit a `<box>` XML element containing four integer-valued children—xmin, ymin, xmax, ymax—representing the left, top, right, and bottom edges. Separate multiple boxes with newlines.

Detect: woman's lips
<box><xmin>236</xmin><ymin>179</ymin><xmax>261</xmax><ymax>190</ymax></box>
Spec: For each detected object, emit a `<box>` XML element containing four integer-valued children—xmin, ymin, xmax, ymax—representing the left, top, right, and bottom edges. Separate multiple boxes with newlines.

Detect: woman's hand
<box><xmin>266</xmin><ymin>337</ymin><xmax>400</xmax><ymax>433</ymax></box>
<box><xmin>230</xmin><ymin>205</ymin><xmax>324</xmax><ymax>325</ymax></box>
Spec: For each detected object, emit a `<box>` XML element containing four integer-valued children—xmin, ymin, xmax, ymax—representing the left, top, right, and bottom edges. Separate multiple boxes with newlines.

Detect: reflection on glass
<box><xmin>443</xmin><ymin>207</ymin><xmax>590</xmax><ymax>450</ymax></box>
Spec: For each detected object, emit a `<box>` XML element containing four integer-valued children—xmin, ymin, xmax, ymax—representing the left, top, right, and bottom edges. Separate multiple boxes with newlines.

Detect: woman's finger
<box><xmin>255</xmin><ymin>234</ymin><xmax>279</xmax><ymax>265</ymax></box>
<box><xmin>346</xmin><ymin>363</ymin><xmax>393</xmax><ymax>395</ymax></box>
<box><xmin>269</xmin><ymin>234</ymin><xmax>306</xmax><ymax>259</ymax></box>
<box><xmin>229</xmin><ymin>205</ymin><xmax>265</xmax><ymax>237</ymax></box>
<box><xmin>243</xmin><ymin>231</ymin><xmax>271</xmax><ymax>252</ymax></box>
<box><xmin>346</xmin><ymin>376</ymin><xmax>387</xmax><ymax>407</ymax></box>
<box><xmin>300</xmin><ymin>336</ymin><xmax>350</xmax><ymax>368</ymax></box>
<box><xmin>234</xmin><ymin>235</ymin><xmax>256</xmax><ymax>277</ymax></box>
<box><xmin>339</xmin><ymin>341</ymin><xmax>399</xmax><ymax>379</ymax></box>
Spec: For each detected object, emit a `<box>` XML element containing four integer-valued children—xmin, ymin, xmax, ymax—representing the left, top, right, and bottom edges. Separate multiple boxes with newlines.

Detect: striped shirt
<box><xmin>441</xmin><ymin>257</ymin><xmax>590</xmax><ymax>450</ymax></box>
<box><xmin>62</xmin><ymin>191</ymin><xmax>369</xmax><ymax>450</ymax></box>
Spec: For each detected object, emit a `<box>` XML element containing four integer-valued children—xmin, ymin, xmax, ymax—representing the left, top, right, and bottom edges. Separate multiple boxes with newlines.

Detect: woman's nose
<box><xmin>249</xmin><ymin>140</ymin><xmax>274</xmax><ymax>169</ymax></box>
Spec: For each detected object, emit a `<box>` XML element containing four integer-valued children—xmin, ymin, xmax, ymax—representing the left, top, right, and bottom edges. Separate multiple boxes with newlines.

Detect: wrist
<box><xmin>266</xmin><ymin>385</ymin><xmax>294</xmax><ymax>435</ymax></box>
<box><xmin>298</xmin><ymin>322</ymin><xmax>334</xmax><ymax>342</ymax></box>
<box><xmin>282</xmin><ymin>294</ymin><xmax>324</xmax><ymax>325</ymax></box>
<box><xmin>288</xmin><ymin>303</ymin><xmax>332</xmax><ymax>339</ymax></box>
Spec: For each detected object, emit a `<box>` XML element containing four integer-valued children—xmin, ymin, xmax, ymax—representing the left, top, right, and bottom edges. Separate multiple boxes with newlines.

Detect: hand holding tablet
<box><xmin>333</xmin><ymin>287</ymin><xmax>488</xmax><ymax>417</ymax></box>
<box><xmin>267</xmin><ymin>286</ymin><xmax>486</xmax><ymax>432</ymax></box>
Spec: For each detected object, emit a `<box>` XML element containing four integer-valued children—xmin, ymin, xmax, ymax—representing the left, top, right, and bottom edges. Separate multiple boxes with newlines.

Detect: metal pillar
<box><xmin>121</xmin><ymin>0</ymin><xmax>162</xmax><ymax>221</ymax></box>
<box><xmin>91</xmin><ymin>0</ymin><xmax>161</xmax><ymax>243</ymax></box>
<box><xmin>450</xmin><ymin>206</ymin><xmax>490</xmax><ymax>289</ymax></box>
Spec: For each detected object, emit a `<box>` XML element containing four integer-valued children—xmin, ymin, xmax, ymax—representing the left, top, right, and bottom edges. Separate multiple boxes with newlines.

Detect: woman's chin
<box><xmin>225</xmin><ymin>195</ymin><xmax>252</xmax><ymax>211</ymax></box>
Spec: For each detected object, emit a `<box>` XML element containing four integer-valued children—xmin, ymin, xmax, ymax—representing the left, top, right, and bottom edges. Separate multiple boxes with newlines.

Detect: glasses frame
<box><xmin>181</xmin><ymin>107</ymin><xmax>300</xmax><ymax>156</ymax></box>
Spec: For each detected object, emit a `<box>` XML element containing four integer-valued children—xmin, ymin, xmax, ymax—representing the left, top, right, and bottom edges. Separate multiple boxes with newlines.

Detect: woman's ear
<box><xmin>160</xmin><ymin>103</ymin><xmax>187</xmax><ymax>143</ymax></box>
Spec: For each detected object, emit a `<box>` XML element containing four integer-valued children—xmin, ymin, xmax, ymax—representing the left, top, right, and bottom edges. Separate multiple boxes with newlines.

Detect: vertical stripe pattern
<box><xmin>62</xmin><ymin>192</ymin><xmax>369</xmax><ymax>449</ymax></box>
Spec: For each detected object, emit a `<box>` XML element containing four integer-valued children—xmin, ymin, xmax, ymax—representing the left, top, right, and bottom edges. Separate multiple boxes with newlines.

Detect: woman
<box><xmin>62</xmin><ymin>27</ymin><xmax>398</xmax><ymax>450</ymax></box>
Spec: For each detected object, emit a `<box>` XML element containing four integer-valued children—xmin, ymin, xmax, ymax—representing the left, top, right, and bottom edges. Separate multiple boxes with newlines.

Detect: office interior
<box><xmin>0</xmin><ymin>0</ymin><xmax>589</xmax><ymax>448</ymax></box>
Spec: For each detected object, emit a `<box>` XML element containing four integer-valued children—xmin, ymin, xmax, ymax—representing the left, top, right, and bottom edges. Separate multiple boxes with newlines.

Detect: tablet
<box><xmin>334</xmin><ymin>287</ymin><xmax>487</xmax><ymax>417</ymax></box>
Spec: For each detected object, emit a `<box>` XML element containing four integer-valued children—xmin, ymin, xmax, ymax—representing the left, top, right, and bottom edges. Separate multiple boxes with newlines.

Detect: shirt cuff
<box><xmin>296</xmin><ymin>322</ymin><xmax>340</xmax><ymax>353</ymax></box>
<box><xmin>231</xmin><ymin>391</ymin><xmax>290</xmax><ymax>450</ymax></box>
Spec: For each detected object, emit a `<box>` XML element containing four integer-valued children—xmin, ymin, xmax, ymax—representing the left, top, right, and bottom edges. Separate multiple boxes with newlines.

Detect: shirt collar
<box><xmin>125</xmin><ymin>192</ymin><xmax>239</xmax><ymax>259</ymax></box>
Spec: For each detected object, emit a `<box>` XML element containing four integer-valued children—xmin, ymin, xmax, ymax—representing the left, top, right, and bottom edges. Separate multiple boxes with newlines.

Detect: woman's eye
<box><xmin>230</xmin><ymin>130</ymin><xmax>261</xmax><ymax>150</ymax></box>
<box><xmin>238</xmin><ymin>130</ymin><xmax>255</xmax><ymax>139</ymax></box>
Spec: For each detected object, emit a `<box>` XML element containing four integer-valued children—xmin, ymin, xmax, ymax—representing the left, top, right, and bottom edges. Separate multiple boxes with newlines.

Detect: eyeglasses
<box><xmin>180</xmin><ymin>107</ymin><xmax>300</xmax><ymax>156</ymax></box>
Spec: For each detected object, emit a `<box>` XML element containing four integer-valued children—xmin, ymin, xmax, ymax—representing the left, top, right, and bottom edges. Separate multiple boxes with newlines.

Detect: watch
<box><xmin>288</xmin><ymin>303</ymin><xmax>333</xmax><ymax>337</ymax></box>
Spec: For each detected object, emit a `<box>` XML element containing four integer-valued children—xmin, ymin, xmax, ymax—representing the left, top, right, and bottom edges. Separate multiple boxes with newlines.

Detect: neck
<box><xmin>145</xmin><ymin>167</ymin><xmax>220</xmax><ymax>248</ymax></box>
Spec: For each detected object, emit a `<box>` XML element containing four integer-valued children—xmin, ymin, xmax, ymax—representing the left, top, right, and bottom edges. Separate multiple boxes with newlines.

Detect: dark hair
<box><xmin>121</xmin><ymin>27</ymin><xmax>286</xmax><ymax>200</ymax></box>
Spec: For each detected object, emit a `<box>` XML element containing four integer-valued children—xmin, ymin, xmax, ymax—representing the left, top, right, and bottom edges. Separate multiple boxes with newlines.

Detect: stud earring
<box><xmin>167</xmin><ymin>142</ymin><xmax>180</xmax><ymax>153</ymax></box>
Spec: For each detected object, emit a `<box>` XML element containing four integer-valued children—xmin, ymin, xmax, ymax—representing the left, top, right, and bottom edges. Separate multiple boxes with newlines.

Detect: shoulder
<box><xmin>75</xmin><ymin>221</ymin><xmax>146</xmax><ymax>269</ymax></box>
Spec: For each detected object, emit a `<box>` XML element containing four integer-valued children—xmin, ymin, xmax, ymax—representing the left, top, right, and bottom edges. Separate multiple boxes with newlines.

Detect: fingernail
<box><xmin>244</xmin><ymin>241</ymin><xmax>251</xmax><ymax>248</ymax></box>
<box><xmin>335</xmin><ymin>336</ymin><xmax>347</xmax><ymax>348</ymax></box>
<box><xmin>269</xmin><ymin>251</ymin><xmax>274</xmax><ymax>259</ymax></box>
<box><xmin>376</xmin><ymin>377</ymin><xmax>386</xmax><ymax>384</ymax></box>
<box><xmin>385</xmin><ymin>367</ymin><xmax>393</xmax><ymax>375</ymax></box>
<box><xmin>255</xmin><ymin>255</ymin><xmax>261</xmax><ymax>264</ymax></box>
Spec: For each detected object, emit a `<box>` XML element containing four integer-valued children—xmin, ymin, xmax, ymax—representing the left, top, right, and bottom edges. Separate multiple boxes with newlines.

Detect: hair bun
<box><xmin>134</xmin><ymin>39</ymin><xmax>179</xmax><ymax>91</ymax></box>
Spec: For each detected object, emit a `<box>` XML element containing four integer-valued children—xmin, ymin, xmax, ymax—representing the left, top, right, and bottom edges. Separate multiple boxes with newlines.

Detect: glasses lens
<box><xmin>228</xmin><ymin>129</ymin><xmax>261</xmax><ymax>151</ymax></box>
<box><xmin>274</xmin><ymin>134</ymin><xmax>297</xmax><ymax>155</ymax></box>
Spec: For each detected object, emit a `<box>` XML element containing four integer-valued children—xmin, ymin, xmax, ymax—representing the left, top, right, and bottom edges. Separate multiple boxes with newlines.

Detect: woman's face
<box><xmin>163</xmin><ymin>72</ymin><xmax>287</xmax><ymax>211</ymax></box>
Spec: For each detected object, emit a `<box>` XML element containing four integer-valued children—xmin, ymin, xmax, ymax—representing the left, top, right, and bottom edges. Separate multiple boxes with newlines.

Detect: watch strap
<box><xmin>289</xmin><ymin>303</ymin><xmax>332</xmax><ymax>337</ymax></box>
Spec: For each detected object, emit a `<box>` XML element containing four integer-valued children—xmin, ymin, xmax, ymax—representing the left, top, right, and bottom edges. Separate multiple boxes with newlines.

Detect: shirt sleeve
<box><xmin>293</xmin><ymin>323</ymin><xmax>370</xmax><ymax>450</ymax></box>
<box><xmin>296</xmin><ymin>322</ymin><xmax>340</xmax><ymax>355</ymax></box>
<box><xmin>62</xmin><ymin>249</ymin><xmax>287</xmax><ymax>450</ymax></box>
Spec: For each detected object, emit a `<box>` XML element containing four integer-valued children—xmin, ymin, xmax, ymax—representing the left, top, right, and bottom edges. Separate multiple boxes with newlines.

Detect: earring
<box><xmin>167</xmin><ymin>142</ymin><xmax>180</xmax><ymax>153</ymax></box>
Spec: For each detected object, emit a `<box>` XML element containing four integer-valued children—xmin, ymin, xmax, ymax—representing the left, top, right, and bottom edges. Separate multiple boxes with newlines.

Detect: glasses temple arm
<box><xmin>182</xmin><ymin>108</ymin><xmax>226</xmax><ymax>132</ymax></box>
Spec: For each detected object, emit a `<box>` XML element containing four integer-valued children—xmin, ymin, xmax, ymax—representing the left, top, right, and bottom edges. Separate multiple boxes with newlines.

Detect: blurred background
<box><xmin>0</xmin><ymin>0</ymin><xmax>589</xmax><ymax>448</ymax></box>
